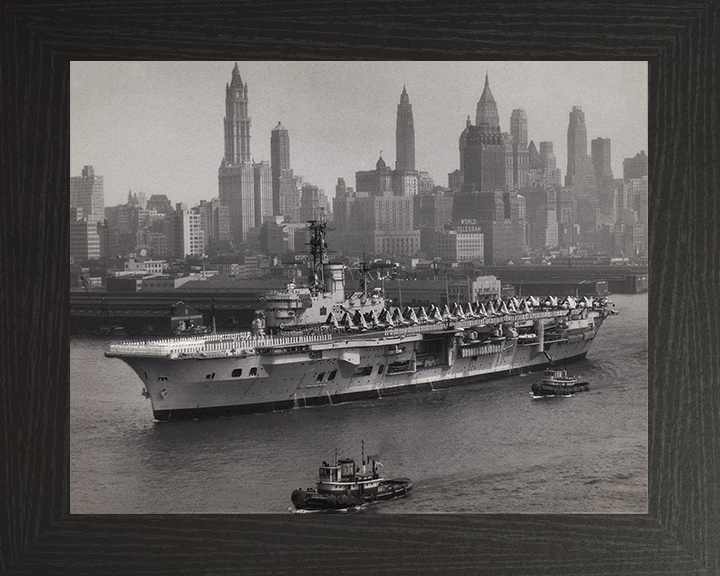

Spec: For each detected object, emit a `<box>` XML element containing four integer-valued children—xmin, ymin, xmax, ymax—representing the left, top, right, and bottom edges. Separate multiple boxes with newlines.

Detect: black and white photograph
<box><xmin>69</xmin><ymin>61</ymin><xmax>649</xmax><ymax>515</ymax></box>
<box><xmin>4</xmin><ymin>1</ymin><xmax>720</xmax><ymax>573</ymax></box>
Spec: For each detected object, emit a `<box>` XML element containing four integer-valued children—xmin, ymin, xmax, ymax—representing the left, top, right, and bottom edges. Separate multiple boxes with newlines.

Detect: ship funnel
<box><xmin>324</xmin><ymin>264</ymin><xmax>345</xmax><ymax>295</ymax></box>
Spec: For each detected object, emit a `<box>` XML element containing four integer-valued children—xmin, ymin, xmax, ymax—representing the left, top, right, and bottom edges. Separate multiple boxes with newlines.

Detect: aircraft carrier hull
<box><xmin>107</xmin><ymin>313</ymin><xmax>604</xmax><ymax>422</ymax></box>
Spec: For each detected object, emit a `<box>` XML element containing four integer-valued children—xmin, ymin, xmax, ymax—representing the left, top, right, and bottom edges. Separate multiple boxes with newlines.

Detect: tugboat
<box><xmin>531</xmin><ymin>368</ymin><xmax>589</xmax><ymax>397</ymax></box>
<box><xmin>291</xmin><ymin>443</ymin><xmax>412</xmax><ymax>511</ymax></box>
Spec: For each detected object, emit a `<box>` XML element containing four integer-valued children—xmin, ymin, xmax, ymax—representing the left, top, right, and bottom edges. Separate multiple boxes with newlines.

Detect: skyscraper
<box><xmin>170</xmin><ymin>203</ymin><xmax>205</xmax><ymax>258</ymax></box>
<box><xmin>539</xmin><ymin>142</ymin><xmax>556</xmax><ymax>170</ymax></box>
<box><xmin>510</xmin><ymin>109</ymin><xmax>529</xmax><ymax>189</ymax></box>
<box><xmin>565</xmin><ymin>106</ymin><xmax>598</xmax><ymax>237</ymax></box>
<box><xmin>566</xmin><ymin>106</ymin><xmax>588</xmax><ymax>186</ymax></box>
<box><xmin>591</xmin><ymin>137</ymin><xmax>614</xmax><ymax>187</ymax></box>
<box><xmin>70</xmin><ymin>206</ymin><xmax>101</xmax><ymax>262</ymax></box>
<box><xmin>623</xmin><ymin>150</ymin><xmax>648</xmax><ymax>181</ymax></box>
<box><xmin>356</xmin><ymin>156</ymin><xmax>394</xmax><ymax>196</ymax></box>
<box><xmin>458</xmin><ymin>74</ymin><xmax>506</xmax><ymax>193</ymax></box>
<box><xmin>591</xmin><ymin>137</ymin><xmax>615</xmax><ymax>226</ymax></box>
<box><xmin>459</xmin><ymin>117</ymin><xmax>506</xmax><ymax>192</ymax></box>
<box><xmin>224</xmin><ymin>63</ymin><xmax>251</xmax><ymax>164</ymax></box>
<box><xmin>395</xmin><ymin>86</ymin><xmax>415</xmax><ymax>172</ymax></box>
<box><xmin>528</xmin><ymin>141</ymin><xmax>541</xmax><ymax>170</ymax></box>
<box><xmin>300</xmin><ymin>183</ymin><xmax>323</xmax><ymax>222</ymax></box>
<box><xmin>253</xmin><ymin>160</ymin><xmax>272</xmax><ymax>227</ymax></box>
<box><xmin>278</xmin><ymin>169</ymin><xmax>301</xmax><ymax>223</ymax></box>
<box><xmin>335</xmin><ymin>177</ymin><xmax>348</xmax><ymax>200</ymax></box>
<box><xmin>70</xmin><ymin>165</ymin><xmax>104</xmax><ymax>223</ymax></box>
<box><xmin>538</xmin><ymin>141</ymin><xmax>562</xmax><ymax>186</ymax></box>
<box><xmin>270</xmin><ymin>121</ymin><xmax>290</xmax><ymax>215</ymax></box>
<box><xmin>510</xmin><ymin>109</ymin><xmax>528</xmax><ymax>146</ymax></box>
<box><xmin>219</xmin><ymin>64</ymin><xmax>254</xmax><ymax>244</ymax></box>
<box><xmin>452</xmin><ymin>190</ymin><xmax>524</xmax><ymax>265</ymax></box>
<box><xmin>475</xmin><ymin>72</ymin><xmax>500</xmax><ymax>128</ymax></box>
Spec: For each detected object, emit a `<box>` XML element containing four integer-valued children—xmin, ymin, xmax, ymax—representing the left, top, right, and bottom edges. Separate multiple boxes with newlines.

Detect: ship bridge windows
<box><xmin>249</xmin><ymin>367</ymin><xmax>258</xmax><ymax>377</ymax></box>
<box><xmin>354</xmin><ymin>366</ymin><xmax>373</xmax><ymax>377</ymax></box>
<box><xmin>317</xmin><ymin>372</ymin><xmax>325</xmax><ymax>382</ymax></box>
<box><xmin>328</xmin><ymin>369</ymin><xmax>337</xmax><ymax>381</ymax></box>
<box><xmin>378</xmin><ymin>364</ymin><xmax>385</xmax><ymax>375</ymax></box>
<box><xmin>232</xmin><ymin>368</ymin><xmax>243</xmax><ymax>378</ymax></box>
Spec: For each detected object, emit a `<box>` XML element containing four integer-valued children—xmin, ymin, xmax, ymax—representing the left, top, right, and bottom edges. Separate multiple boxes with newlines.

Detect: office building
<box><xmin>70</xmin><ymin>165</ymin><xmax>104</xmax><ymax>223</ymax></box>
<box><xmin>170</xmin><ymin>203</ymin><xmax>205</xmax><ymax>258</ymax></box>
<box><xmin>219</xmin><ymin>64</ymin><xmax>255</xmax><ymax>244</ymax></box>
<box><xmin>300</xmin><ymin>183</ymin><xmax>323</xmax><ymax>222</ymax></box>
<box><xmin>510</xmin><ymin>109</ymin><xmax>530</xmax><ymax>190</ymax></box>
<box><xmin>459</xmin><ymin>118</ymin><xmax>506</xmax><ymax>192</ymax></box>
<box><xmin>435</xmin><ymin>220</ymin><xmax>485</xmax><ymax>263</ymax></box>
<box><xmin>565</xmin><ymin>106</ymin><xmax>598</xmax><ymax>236</ymax></box>
<box><xmin>452</xmin><ymin>190</ymin><xmax>524</xmax><ymax>265</ymax></box>
<box><xmin>356</xmin><ymin>156</ymin><xmax>394</xmax><ymax>196</ymax></box>
<box><xmin>591</xmin><ymin>137</ymin><xmax>614</xmax><ymax>187</ymax></box>
<box><xmin>253</xmin><ymin>160</ymin><xmax>272</xmax><ymax>227</ymax></box>
<box><xmin>396</xmin><ymin>86</ymin><xmax>415</xmax><ymax>172</ymax></box>
<box><xmin>623</xmin><ymin>150</ymin><xmax>648</xmax><ymax>181</ymax></box>
<box><xmin>459</xmin><ymin>74</ymin><xmax>506</xmax><ymax>192</ymax></box>
<box><xmin>70</xmin><ymin>207</ymin><xmax>101</xmax><ymax>261</ymax></box>
<box><xmin>270</xmin><ymin>122</ymin><xmax>290</xmax><ymax>215</ymax></box>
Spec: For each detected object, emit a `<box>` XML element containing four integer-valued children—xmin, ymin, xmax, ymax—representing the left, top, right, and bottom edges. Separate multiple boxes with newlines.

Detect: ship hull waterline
<box><xmin>110</xmin><ymin>333</ymin><xmax>597</xmax><ymax>422</ymax></box>
<box><xmin>291</xmin><ymin>478</ymin><xmax>413</xmax><ymax>511</ymax></box>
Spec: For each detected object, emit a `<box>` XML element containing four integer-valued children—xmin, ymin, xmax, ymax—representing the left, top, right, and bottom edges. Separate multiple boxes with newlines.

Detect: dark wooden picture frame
<box><xmin>2</xmin><ymin>2</ymin><xmax>718</xmax><ymax>574</ymax></box>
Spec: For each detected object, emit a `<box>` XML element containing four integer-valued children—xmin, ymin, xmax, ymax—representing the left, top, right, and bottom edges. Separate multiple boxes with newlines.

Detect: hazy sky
<box><xmin>71</xmin><ymin>61</ymin><xmax>648</xmax><ymax>208</ymax></box>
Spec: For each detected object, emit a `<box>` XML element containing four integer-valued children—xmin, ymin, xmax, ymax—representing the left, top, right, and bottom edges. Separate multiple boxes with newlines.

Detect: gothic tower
<box><xmin>219</xmin><ymin>63</ymin><xmax>254</xmax><ymax>244</ymax></box>
<box><xmin>475</xmin><ymin>72</ymin><xmax>500</xmax><ymax>128</ymax></box>
<box><xmin>395</xmin><ymin>86</ymin><xmax>415</xmax><ymax>172</ymax></box>
<box><xmin>224</xmin><ymin>62</ymin><xmax>251</xmax><ymax>164</ymax></box>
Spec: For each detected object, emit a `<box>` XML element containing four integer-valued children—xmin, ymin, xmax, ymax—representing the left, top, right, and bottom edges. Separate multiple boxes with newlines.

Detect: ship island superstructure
<box><xmin>106</xmin><ymin>219</ymin><xmax>616</xmax><ymax>421</ymax></box>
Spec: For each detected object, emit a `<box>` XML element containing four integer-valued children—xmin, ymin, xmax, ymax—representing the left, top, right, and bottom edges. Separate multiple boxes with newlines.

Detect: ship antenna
<box><xmin>362</xmin><ymin>440</ymin><xmax>365</xmax><ymax>466</ymax></box>
<box><xmin>361</xmin><ymin>247</ymin><xmax>368</xmax><ymax>296</ymax></box>
<box><xmin>308</xmin><ymin>215</ymin><xmax>328</xmax><ymax>292</ymax></box>
<box><xmin>211</xmin><ymin>297</ymin><xmax>217</xmax><ymax>334</ymax></box>
<box><xmin>335</xmin><ymin>447</ymin><xmax>338</xmax><ymax>466</ymax></box>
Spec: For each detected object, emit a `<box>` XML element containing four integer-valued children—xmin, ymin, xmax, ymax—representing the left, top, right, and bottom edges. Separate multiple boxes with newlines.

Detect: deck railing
<box><xmin>107</xmin><ymin>307</ymin><xmax>595</xmax><ymax>357</ymax></box>
<box><xmin>108</xmin><ymin>331</ymin><xmax>332</xmax><ymax>357</ymax></box>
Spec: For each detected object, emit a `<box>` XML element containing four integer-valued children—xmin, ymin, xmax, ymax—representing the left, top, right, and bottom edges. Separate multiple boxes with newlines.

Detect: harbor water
<box><xmin>70</xmin><ymin>293</ymin><xmax>647</xmax><ymax>514</ymax></box>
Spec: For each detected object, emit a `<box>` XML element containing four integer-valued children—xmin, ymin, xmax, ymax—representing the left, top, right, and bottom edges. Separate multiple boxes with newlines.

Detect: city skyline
<box><xmin>71</xmin><ymin>61</ymin><xmax>648</xmax><ymax>208</ymax></box>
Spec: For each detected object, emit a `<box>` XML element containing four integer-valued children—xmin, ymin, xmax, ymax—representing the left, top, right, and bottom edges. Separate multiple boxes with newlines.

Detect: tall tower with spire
<box><xmin>224</xmin><ymin>63</ymin><xmax>251</xmax><ymax>164</ymax></box>
<box><xmin>459</xmin><ymin>73</ymin><xmax>505</xmax><ymax>192</ymax></box>
<box><xmin>475</xmin><ymin>72</ymin><xmax>500</xmax><ymax>128</ymax></box>
<box><xmin>219</xmin><ymin>63</ymin><xmax>255</xmax><ymax>245</ymax></box>
<box><xmin>454</xmin><ymin>73</ymin><xmax>525</xmax><ymax>265</ymax></box>
<box><xmin>395</xmin><ymin>86</ymin><xmax>415</xmax><ymax>172</ymax></box>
